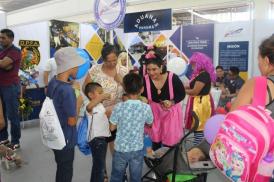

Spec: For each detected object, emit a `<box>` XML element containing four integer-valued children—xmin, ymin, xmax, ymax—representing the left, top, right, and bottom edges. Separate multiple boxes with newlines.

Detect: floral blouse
<box><xmin>88</xmin><ymin>64</ymin><xmax>127</xmax><ymax>109</ymax></box>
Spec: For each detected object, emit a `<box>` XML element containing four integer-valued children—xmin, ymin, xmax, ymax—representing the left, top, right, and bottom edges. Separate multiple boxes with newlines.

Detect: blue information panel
<box><xmin>124</xmin><ymin>9</ymin><xmax>172</xmax><ymax>33</ymax></box>
<box><xmin>182</xmin><ymin>24</ymin><xmax>214</xmax><ymax>59</ymax></box>
<box><xmin>219</xmin><ymin>41</ymin><xmax>249</xmax><ymax>71</ymax></box>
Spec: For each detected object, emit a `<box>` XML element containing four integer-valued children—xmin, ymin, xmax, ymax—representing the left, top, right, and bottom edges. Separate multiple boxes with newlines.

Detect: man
<box><xmin>215</xmin><ymin>65</ymin><xmax>226</xmax><ymax>87</ymax></box>
<box><xmin>0</xmin><ymin>29</ymin><xmax>21</xmax><ymax>150</ymax></box>
<box><xmin>219</xmin><ymin>66</ymin><xmax>244</xmax><ymax>106</ymax></box>
<box><xmin>43</xmin><ymin>57</ymin><xmax>57</xmax><ymax>93</ymax></box>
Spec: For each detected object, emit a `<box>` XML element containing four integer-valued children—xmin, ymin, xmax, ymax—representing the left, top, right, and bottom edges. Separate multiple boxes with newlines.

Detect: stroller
<box><xmin>142</xmin><ymin>111</ymin><xmax>215</xmax><ymax>182</ymax></box>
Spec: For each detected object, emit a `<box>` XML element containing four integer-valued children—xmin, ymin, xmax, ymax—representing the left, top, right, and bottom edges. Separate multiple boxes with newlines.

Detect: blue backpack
<box><xmin>77</xmin><ymin>114</ymin><xmax>91</xmax><ymax>155</ymax></box>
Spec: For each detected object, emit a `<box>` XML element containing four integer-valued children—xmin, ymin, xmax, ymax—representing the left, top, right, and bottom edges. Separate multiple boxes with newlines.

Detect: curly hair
<box><xmin>189</xmin><ymin>52</ymin><xmax>216</xmax><ymax>82</ymax></box>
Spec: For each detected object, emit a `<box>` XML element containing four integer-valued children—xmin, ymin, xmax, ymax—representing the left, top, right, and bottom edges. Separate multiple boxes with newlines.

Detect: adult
<box><xmin>230</xmin><ymin>35</ymin><xmax>274</xmax><ymax>182</ymax></box>
<box><xmin>43</xmin><ymin>57</ymin><xmax>57</xmax><ymax>93</ymax></box>
<box><xmin>117</xmin><ymin>51</ymin><xmax>132</xmax><ymax>73</ymax></box>
<box><xmin>0</xmin><ymin>29</ymin><xmax>21</xmax><ymax>150</ymax></box>
<box><xmin>231</xmin><ymin>35</ymin><xmax>274</xmax><ymax>113</ymax></box>
<box><xmin>184</xmin><ymin>52</ymin><xmax>216</xmax><ymax>145</ymax></box>
<box><xmin>83</xmin><ymin>43</ymin><xmax>126</xmax><ymax>181</ymax></box>
<box><xmin>222</xmin><ymin>66</ymin><xmax>244</xmax><ymax>101</ymax></box>
<box><xmin>141</xmin><ymin>52</ymin><xmax>185</xmax><ymax>151</ymax></box>
<box><xmin>215</xmin><ymin>65</ymin><xmax>227</xmax><ymax>87</ymax></box>
<box><xmin>219</xmin><ymin>66</ymin><xmax>244</xmax><ymax>107</ymax></box>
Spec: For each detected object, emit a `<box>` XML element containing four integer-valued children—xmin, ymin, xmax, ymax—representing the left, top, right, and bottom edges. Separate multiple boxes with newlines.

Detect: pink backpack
<box><xmin>209</xmin><ymin>76</ymin><xmax>274</xmax><ymax>182</ymax></box>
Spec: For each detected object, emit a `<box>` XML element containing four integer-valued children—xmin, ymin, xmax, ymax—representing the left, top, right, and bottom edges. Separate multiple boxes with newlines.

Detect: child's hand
<box><xmin>101</xmin><ymin>93</ymin><xmax>111</xmax><ymax>101</ymax></box>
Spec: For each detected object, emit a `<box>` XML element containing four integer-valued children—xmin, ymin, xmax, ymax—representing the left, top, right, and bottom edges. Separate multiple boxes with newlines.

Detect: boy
<box><xmin>47</xmin><ymin>47</ymin><xmax>84</xmax><ymax>182</ymax></box>
<box><xmin>84</xmin><ymin>82</ymin><xmax>111</xmax><ymax>182</ymax></box>
<box><xmin>109</xmin><ymin>73</ymin><xmax>153</xmax><ymax>182</ymax></box>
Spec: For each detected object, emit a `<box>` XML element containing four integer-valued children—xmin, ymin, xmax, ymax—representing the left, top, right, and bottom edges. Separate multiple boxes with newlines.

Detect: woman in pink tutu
<box><xmin>141</xmin><ymin>52</ymin><xmax>185</xmax><ymax>151</ymax></box>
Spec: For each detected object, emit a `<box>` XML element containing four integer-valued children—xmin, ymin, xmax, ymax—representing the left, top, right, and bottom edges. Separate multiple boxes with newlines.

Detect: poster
<box><xmin>182</xmin><ymin>24</ymin><xmax>214</xmax><ymax>59</ymax></box>
<box><xmin>19</xmin><ymin>40</ymin><xmax>41</xmax><ymax>88</ymax></box>
<box><xmin>219</xmin><ymin>41</ymin><xmax>249</xmax><ymax>72</ymax></box>
<box><xmin>49</xmin><ymin>20</ymin><xmax>80</xmax><ymax>57</ymax></box>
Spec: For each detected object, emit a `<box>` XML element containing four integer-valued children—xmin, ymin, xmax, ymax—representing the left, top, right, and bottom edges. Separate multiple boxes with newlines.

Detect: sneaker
<box><xmin>7</xmin><ymin>143</ymin><xmax>20</xmax><ymax>151</ymax></box>
<box><xmin>0</xmin><ymin>139</ymin><xmax>10</xmax><ymax>146</ymax></box>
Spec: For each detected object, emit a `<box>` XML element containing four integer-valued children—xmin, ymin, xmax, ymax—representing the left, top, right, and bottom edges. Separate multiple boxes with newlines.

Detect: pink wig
<box><xmin>189</xmin><ymin>52</ymin><xmax>216</xmax><ymax>82</ymax></box>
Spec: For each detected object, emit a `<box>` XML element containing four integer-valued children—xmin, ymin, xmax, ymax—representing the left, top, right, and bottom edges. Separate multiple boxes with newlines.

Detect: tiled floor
<box><xmin>1</xmin><ymin>121</ymin><xmax>229</xmax><ymax>182</ymax></box>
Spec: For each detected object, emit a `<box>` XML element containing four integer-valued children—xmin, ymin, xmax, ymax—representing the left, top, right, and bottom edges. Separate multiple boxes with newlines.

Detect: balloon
<box><xmin>216</xmin><ymin>107</ymin><xmax>227</xmax><ymax>114</ymax></box>
<box><xmin>204</xmin><ymin>114</ymin><xmax>226</xmax><ymax>144</ymax></box>
<box><xmin>75</xmin><ymin>48</ymin><xmax>92</xmax><ymax>80</ymax></box>
<box><xmin>167</xmin><ymin>57</ymin><xmax>188</xmax><ymax>77</ymax></box>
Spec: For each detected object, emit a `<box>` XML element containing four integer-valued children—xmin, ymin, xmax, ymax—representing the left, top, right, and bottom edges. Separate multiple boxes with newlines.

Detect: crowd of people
<box><xmin>0</xmin><ymin>27</ymin><xmax>274</xmax><ymax>182</ymax></box>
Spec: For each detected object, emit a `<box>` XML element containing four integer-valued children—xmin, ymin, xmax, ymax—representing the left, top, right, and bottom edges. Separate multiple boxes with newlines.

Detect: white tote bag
<box><xmin>39</xmin><ymin>97</ymin><xmax>66</xmax><ymax>150</ymax></box>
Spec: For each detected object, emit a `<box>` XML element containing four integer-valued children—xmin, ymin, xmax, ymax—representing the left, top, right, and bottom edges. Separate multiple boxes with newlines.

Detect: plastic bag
<box><xmin>77</xmin><ymin>114</ymin><xmax>91</xmax><ymax>155</ymax></box>
<box><xmin>39</xmin><ymin>97</ymin><xmax>66</xmax><ymax>150</ymax></box>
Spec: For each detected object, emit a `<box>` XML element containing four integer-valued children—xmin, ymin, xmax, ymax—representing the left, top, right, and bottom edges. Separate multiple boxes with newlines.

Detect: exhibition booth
<box><xmin>2</xmin><ymin>0</ymin><xmax>274</xmax><ymax>121</ymax></box>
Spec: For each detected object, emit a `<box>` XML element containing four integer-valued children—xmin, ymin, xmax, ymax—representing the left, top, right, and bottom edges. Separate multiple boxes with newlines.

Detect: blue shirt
<box><xmin>47</xmin><ymin>77</ymin><xmax>77</xmax><ymax>149</ymax></box>
<box><xmin>110</xmin><ymin>100</ymin><xmax>153</xmax><ymax>152</ymax></box>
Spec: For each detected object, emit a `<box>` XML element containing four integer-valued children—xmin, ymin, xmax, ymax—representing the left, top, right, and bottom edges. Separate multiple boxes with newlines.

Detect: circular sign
<box><xmin>94</xmin><ymin>0</ymin><xmax>126</xmax><ymax>31</ymax></box>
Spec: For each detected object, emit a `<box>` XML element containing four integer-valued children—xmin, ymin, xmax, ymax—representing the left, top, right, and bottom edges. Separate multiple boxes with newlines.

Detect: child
<box><xmin>47</xmin><ymin>47</ymin><xmax>84</xmax><ymax>182</ymax></box>
<box><xmin>109</xmin><ymin>73</ymin><xmax>153</xmax><ymax>182</ymax></box>
<box><xmin>84</xmin><ymin>82</ymin><xmax>111</xmax><ymax>182</ymax></box>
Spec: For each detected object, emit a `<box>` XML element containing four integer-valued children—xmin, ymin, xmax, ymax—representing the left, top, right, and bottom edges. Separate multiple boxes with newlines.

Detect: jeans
<box><xmin>0</xmin><ymin>84</ymin><xmax>21</xmax><ymax>144</ymax></box>
<box><xmin>89</xmin><ymin>137</ymin><xmax>107</xmax><ymax>182</ymax></box>
<box><xmin>110</xmin><ymin>150</ymin><xmax>143</xmax><ymax>182</ymax></box>
<box><xmin>53</xmin><ymin>148</ymin><xmax>75</xmax><ymax>182</ymax></box>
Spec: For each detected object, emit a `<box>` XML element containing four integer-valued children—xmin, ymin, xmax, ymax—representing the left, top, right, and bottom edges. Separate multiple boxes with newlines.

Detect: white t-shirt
<box><xmin>44</xmin><ymin>58</ymin><xmax>57</xmax><ymax>82</ymax></box>
<box><xmin>86</xmin><ymin>103</ymin><xmax>111</xmax><ymax>142</ymax></box>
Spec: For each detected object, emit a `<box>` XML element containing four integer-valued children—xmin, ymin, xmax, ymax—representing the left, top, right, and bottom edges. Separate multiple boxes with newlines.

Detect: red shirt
<box><xmin>0</xmin><ymin>45</ymin><xmax>21</xmax><ymax>86</ymax></box>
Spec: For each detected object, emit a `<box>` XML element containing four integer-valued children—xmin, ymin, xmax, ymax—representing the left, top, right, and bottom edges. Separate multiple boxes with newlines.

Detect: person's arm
<box><xmin>172</xmin><ymin>74</ymin><xmax>186</xmax><ymax>103</ymax></box>
<box><xmin>43</xmin><ymin>71</ymin><xmax>50</xmax><ymax>86</ymax></box>
<box><xmin>63</xmin><ymin>88</ymin><xmax>77</xmax><ymax>126</ymax></box>
<box><xmin>86</xmin><ymin>93</ymin><xmax>111</xmax><ymax>113</ymax></box>
<box><xmin>0</xmin><ymin>99</ymin><xmax>5</xmax><ymax>130</ymax></box>
<box><xmin>83</xmin><ymin>71</ymin><xmax>92</xmax><ymax>92</ymax></box>
<box><xmin>144</xmin><ymin>105</ymin><xmax>153</xmax><ymax>127</ymax></box>
<box><xmin>185</xmin><ymin>81</ymin><xmax>205</xmax><ymax>96</ymax></box>
<box><xmin>109</xmin><ymin>104</ymin><xmax>120</xmax><ymax>131</ymax></box>
<box><xmin>0</xmin><ymin>56</ymin><xmax>13</xmax><ymax>70</ymax></box>
<box><xmin>109</xmin><ymin>123</ymin><xmax>117</xmax><ymax>131</ymax></box>
<box><xmin>230</xmin><ymin>79</ymin><xmax>254</xmax><ymax>111</ymax></box>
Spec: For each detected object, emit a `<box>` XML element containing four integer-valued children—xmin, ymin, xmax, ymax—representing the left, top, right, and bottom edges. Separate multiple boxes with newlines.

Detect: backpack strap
<box><xmin>168</xmin><ymin>72</ymin><xmax>174</xmax><ymax>100</ymax></box>
<box><xmin>267</xmin><ymin>76</ymin><xmax>274</xmax><ymax>102</ymax></box>
<box><xmin>145</xmin><ymin>74</ymin><xmax>152</xmax><ymax>101</ymax></box>
<box><xmin>252</xmin><ymin>76</ymin><xmax>267</xmax><ymax>106</ymax></box>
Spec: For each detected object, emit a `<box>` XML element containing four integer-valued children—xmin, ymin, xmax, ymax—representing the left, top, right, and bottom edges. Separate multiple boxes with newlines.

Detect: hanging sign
<box><xmin>94</xmin><ymin>0</ymin><xmax>126</xmax><ymax>31</ymax></box>
<box><xmin>124</xmin><ymin>9</ymin><xmax>172</xmax><ymax>33</ymax></box>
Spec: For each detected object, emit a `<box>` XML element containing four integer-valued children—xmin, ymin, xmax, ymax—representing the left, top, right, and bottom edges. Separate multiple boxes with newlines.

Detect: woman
<box><xmin>142</xmin><ymin>52</ymin><xmax>185</xmax><ymax>151</ymax></box>
<box><xmin>184</xmin><ymin>52</ymin><xmax>216</xmax><ymax>145</ymax></box>
<box><xmin>83</xmin><ymin>43</ymin><xmax>127</xmax><ymax>182</ymax></box>
<box><xmin>117</xmin><ymin>51</ymin><xmax>133</xmax><ymax>72</ymax></box>
<box><xmin>231</xmin><ymin>35</ymin><xmax>274</xmax><ymax>112</ymax></box>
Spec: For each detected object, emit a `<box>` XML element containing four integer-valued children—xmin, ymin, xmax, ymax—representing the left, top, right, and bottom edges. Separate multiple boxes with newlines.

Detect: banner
<box><xmin>19</xmin><ymin>40</ymin><xmax>41</xmax><ymax>88</ymax></box>
<box><xmin>182</xmin><ymin>24</ymin><xmax>214</xmax><ymax>59</ymax></box>
<box><xmin>49</xmin><ymin>20</ymin><xmax>80</xmax><ymax>57</ymax></box>
<box><xmin>124</xmin><ymin>9</ymin><xmax>172</xmax><ymax>33</ymax></box>
<box><xmin>219</xmin><ymin>41</ymin><xmax>249</xmax><ymax>72</ymax></box>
